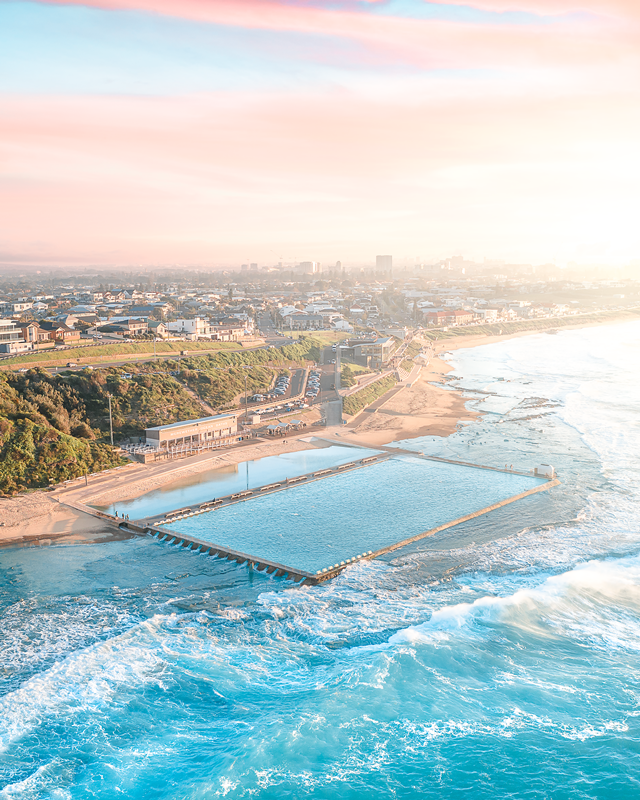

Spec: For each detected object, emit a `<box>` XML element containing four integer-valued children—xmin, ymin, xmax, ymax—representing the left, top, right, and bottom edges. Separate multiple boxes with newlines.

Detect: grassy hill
<box><xmin>0</xmin><ymin>336</ymin><xmax>324</xmax><ymax>495</ymax></box>
<box><xmin>2</xmin><ymin>339</ymin><xmax>242</xmax><ymax>369</ymax></box>
<box><xmin>343</xmin><ymin>374</ymin><xmax>397</xmax><ymax>416</ymax></box>
<box><xmin>0</xmin><ymin>368</ymin><xmax>203</xmax><ymax>494</ymax></box>
<box><xmin>0</xmin><ymin>370</ymin><xmax>121</xmax><ymax>495</ymax></box>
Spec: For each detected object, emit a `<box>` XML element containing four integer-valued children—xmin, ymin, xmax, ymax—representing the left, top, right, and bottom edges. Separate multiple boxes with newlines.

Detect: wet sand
<box><xmin>0</xmin><ymin>493</ymin><xmax>117</xmax><ymax>548</ymax></box>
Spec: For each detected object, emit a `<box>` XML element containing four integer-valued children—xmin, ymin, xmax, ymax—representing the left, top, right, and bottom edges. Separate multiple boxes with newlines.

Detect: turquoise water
<box><xmin>96</xmin><ymin>445</ymin><xmax>381</xmax><ymax>519</ymax></box>
<box><xmin>3</xmin><ymin>321</ymin><xmax>640</xmax><ymax>798</ymax></box>
<box><xmin>167</xmin><ymin>457</ymin><xmax>544</xmax><ymax>573</ymax></box>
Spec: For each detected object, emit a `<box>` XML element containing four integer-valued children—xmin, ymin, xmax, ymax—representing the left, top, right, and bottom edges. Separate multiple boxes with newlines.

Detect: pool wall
<box><xmin>134</xmin><ymin>475</ymin><xmax>560</xmax><ymax>584</ymax></box>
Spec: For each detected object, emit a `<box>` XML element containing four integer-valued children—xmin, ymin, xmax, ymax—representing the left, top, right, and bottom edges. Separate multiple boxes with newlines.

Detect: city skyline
<box><xmin>2</xmin><ymin>0</ymin><xmax>639</xmax><ymax>267</ymax></box>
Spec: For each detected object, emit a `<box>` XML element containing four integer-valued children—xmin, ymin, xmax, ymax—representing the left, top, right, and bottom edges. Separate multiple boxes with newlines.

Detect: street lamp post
<box><xmin>107</xmin><ymin>393</ymin><xmax>114</xmax><ymax>446</ymax></box>
<box><xmin>241</xmin><ymin>366</ymin><xmax>252</xmax><ymax>425</ymax></box>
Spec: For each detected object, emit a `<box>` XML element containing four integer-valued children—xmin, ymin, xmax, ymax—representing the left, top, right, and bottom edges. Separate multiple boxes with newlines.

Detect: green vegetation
<box><xmin>344</xmin><ymin>361</ymin><xmax>371</xmax><ymax>374</ymax></box>
<box><xmin>0</xmin><ymin>370</ymin><xmax>122</xmax><ymax>494</ymax></box>
<box><xmin>405</xmin><ymin>340</ymin><xmax>423</xmax><ymax>358</ymax></box>
<box><xmin>0</xmin><ymin>336</ymin><xmax>326</xmax><ymax>494</ymax></box>
<box><xmin>173</xmin><ymin>335</ymin><xmax>322</xmax><ymax>371</ymax></box>
<box><xmin>178</xmin><ymin>365</ymin><xmax>275</xmax><ymax>409</ymax></box>
<box><xmin>286</xmin><ymin>331</ymin><xmax>344</xmax><ymax>345</ymax></box>
<box><xmin>165</xmin><ymin>336</ymin><xmax>323</xmax><ymax>409</ymax></box>
<box><xmin>340</xmin><ymin>365</ymin><xmax>358</xmax><ymax>389</ymax></box>
<box><xmin>343</xmin><ymin>374</ymin><xmax>397</xmax><ymax>416</ymax></box>
<box><xmin>88</xmin><ymin>372</ymin><xmax>204</xmax><ymax>436</ymax></box>
<box><xmin>0</xmin><ymin>367</ymin><xmax>211</xmax><ymax>494</ymax></box>
<box><xmin>3</xmin><ymin>339</ymin><xmax>241</xmax><ymax>368</ymax></box>
<box><xmin>419</xmin><ymin>308</ymin><xmax>640</xmax><ymax>342</ymax></box>
<box><xmin>400</xmin><ymin>358</ymin><xmax>414</xmax><ymax>373</ymax></box>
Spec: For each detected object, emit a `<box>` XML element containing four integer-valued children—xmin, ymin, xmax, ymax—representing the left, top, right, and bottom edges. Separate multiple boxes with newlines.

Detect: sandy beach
<box><xmin>0</xmin><ymin>493</ymin><xmax>118</xmax><ymax>547</ymax></box>
<box><xmin>0</xmin><ymin>437</ymin><xmax>321</xmax><ymax>547</ymax></box>
<box><xmin>0</xmin><ymin>323</ymin><xmax>602</xmax><ymax>546</ymax></box>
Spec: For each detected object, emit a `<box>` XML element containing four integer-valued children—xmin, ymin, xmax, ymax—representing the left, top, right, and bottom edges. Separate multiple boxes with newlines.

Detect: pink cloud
<box><xmin>31</xmin><ymin>0</ymin><xmax>640</xmax><ymax>26</ymax></box>
<box><xmin>2</xmin><ymin>88</ymin><xmax>640</xmax><ymax>264</ymax></box>
<box><xmin>433</xmin><ymin>0</ymin><xmax>640</xmax><ymax>20</ymax></box>
<box><xmin>23</xmin><ymin>0</ymin><xmax>637</xmax><ymax>79</ymax></box>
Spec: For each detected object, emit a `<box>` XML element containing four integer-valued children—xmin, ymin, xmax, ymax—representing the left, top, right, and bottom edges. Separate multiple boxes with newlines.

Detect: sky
<box><xmin>1</xmin><ymin>0</ymin><xmax>639</xmax><ymax>268</ymax></box>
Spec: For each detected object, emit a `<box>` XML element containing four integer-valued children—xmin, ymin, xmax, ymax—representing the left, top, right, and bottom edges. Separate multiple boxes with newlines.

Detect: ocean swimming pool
<box><xmin>95</xmin><ymin>444</ymin><xmax>381</xmax><ymax>519</ymax></box>
<box><xmin>165</xmin><ymin>455</ymin><xmax>547</xmax><ymax>574</ymax></box>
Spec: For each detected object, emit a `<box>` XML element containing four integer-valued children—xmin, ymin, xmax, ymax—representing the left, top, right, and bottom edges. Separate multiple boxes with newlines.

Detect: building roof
<box><xmin>146</xmin><ymin>413</ymin><xmax>237</xmax><ymax>433</ymax></box>
<box><xmin>40</xmin><ymin>320</ymin><xmax>73</xmax><ymax>332</ymax></box>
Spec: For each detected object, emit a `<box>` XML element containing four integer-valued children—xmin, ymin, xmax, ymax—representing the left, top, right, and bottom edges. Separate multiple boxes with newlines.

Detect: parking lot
<box><xmin>240</xmin><ymin>368</ymin><xmax>310</xmax><ymax>421</ymax></box>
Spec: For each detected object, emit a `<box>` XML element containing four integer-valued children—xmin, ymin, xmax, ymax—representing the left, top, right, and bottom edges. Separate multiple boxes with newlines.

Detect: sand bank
<box><xmin>0</xmin><ymin>493</ymin><xmax>116</xmax><ymax>547</ymax></box>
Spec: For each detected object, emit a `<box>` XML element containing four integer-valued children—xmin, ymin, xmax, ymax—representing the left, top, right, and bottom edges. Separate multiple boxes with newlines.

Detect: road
<box><xmin>41</xmin><ymin>336</ymin><xmax>290</xmax><ymax>374</ymax></box>
<box><xmin>257</xmin><ymin>311</ymin><xmax>283</xmax><ymax>345</ymax></box>
<box><xmin>240</xmin><ymin>367</ymin><xmax>306</xmax><ymax>416</ymax></box>
<box><xmin>302</xmin><ymin>345</ymin><xmax>340</xmax><ymax>405</ymax></box>
<box><xmin>289</xmin><ymin>367</ymin><xmax>305</xmax><ymax>399</ymax></box>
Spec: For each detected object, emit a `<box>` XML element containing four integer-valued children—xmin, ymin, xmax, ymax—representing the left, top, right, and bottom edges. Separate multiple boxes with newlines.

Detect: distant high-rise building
<box><xmin>294</xmin><ymin>261</ymin><xmax>320</xmax><ymax>275</ymax></box>
<box><xmin>250</xmin><ymin>263</ymin><xmax>258</xmax><ymax>271</ymax></box>
<box><xmin>240</xmin><ymin>264</ymin><xmax>248</xmax><ymax>271</ymax></box>
<box><xmin>376</xmin><ymin>255</ymin><xmax>392</xmax><ymax>272</ymax></box>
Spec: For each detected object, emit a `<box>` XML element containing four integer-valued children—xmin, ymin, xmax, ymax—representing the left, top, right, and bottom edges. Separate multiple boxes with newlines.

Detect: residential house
<box><xmin>0</xmin><ymin>319</ymin><xmax>31</xmax><ymax>353</ymax></box>
<box><xmin>331</xmin><ymin>318</ymin><xmax>353</xmax><ymax>332</ymax></box>
<box><xmin>281</xmin><ymin>312</ymin><xmax>324</xmax><ymax>331</ymax></box>
<box><xmin>166</xmin><ymin>317</ymin><xmax>212</xmax><ymax>339</ymax></box>
<box><xmin>425</xmin><ymin>309</ymin><xmax>474</xmax><ymax>326</ymax></box>
<box><xmin>98</xmin><ymin>318</ymin><xmax>149</xmax><ymax>336</ymax></box>
<box><xmin>129</xmin><ymin>303</ymin><xmax>173</xmax><ymax>317</ymax></box>
<box><xmin>0</xmin><ymin>301</ymin><xmax>33</xmax><ymax>315</ymax></box>
<box><xmin>148</xmin><ymin>320</ymin><xmax>169</xmax><ymax>339</ymax></box>
<box><xmin>19</xmin><ymin>321</ymin><xmax>51</xmax><ymax>345</ymax></box>
<box><xmin>39</xmin><ymin>320</ymin><xmax>81</xmax><ymax>343</ymax></box>
<box><xmin>210</xmin><ymin>318</ymin><xmax>246</xmax><ymax>340</ymax></box>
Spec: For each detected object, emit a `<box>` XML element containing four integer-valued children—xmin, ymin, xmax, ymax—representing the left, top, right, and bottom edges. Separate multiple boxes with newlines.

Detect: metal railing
<box><xmin>119</xmin><ymin>432</ymin><xmax>253</xmax><ymax>461</ymax></box>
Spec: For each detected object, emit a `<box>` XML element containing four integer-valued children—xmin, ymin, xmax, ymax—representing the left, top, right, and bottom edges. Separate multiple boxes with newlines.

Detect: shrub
<box><xmin>343</xmin><ymin>374</ymin><xmax>397</xmax><ymax>416</ymax></box>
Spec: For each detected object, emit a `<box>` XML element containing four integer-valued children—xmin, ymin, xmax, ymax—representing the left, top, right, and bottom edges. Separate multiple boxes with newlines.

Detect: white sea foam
<box><xmin>448</xmin><ymin>320</ymin><xmax>640</xmax><ymax>471</ymax></box>
<box><xmin>0</xmin><ymin>761</ymin><xmax>72</xmax><ymax>800</ymax></box>
<box><xmin>390</xmin><ymin>553</ymin><xmax>640</xmax><ymax>650</ymax></box>
<box><xmin>0</xmin><ymin>616</ymin><xmax>169</xmax><ymax>753</ymax></box>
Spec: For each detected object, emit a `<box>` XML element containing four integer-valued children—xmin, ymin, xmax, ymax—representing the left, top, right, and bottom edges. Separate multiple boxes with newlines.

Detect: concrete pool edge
<box><xmin>65</xmin><ymin>476</ymin><xmax>559</xmax><ymax>585</ymax></box>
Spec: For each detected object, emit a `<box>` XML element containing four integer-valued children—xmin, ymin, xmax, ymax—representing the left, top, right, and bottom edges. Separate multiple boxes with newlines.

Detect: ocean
<box><xmin>1</xmin><ymin>321</ymin><xmax>640</xmax><ymax>799</ymax></box>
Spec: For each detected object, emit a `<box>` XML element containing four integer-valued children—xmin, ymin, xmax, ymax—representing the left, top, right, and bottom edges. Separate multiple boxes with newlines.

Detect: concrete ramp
<box><xmin>321</xmin><ymin>399</ymin><xmax>343</xmax><ymax>427</ymax></box>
